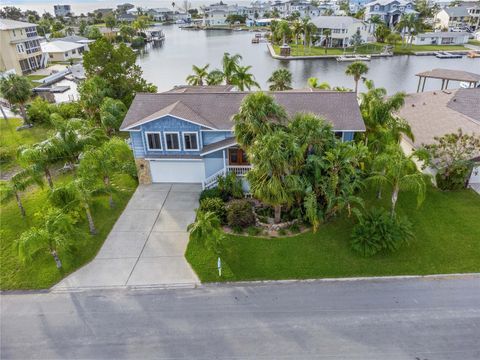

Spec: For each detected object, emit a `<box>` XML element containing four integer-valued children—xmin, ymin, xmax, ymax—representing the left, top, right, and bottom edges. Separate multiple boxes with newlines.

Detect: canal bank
<box><xmin>137</xmin><ymin>25</ymin><xmax>479</xmax><ymax>94</ymax></box>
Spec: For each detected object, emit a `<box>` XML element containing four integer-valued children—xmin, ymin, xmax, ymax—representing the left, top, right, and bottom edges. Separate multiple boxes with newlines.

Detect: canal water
<box><xmin>137</xmin><ymin>25</ymin><xmax>479</xmax><ymax>94</ymax></box>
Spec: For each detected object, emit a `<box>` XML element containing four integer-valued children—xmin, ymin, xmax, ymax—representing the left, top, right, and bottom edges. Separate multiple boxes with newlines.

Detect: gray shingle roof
<box><xmin>0</xmin><ymin>18</ymin><xmax>35</xmax><ymax>30</ymax></box>
<box><xmin>120</xmin><ymin>91</ymin><xmax>366</xmax><ymax>132</ymax></box>
<box><xmin>201</xmin><ymin>137</ymin><xmax>237</xmax><ymax>156</ymax></box>
<box><xmin>310</xmin><ymin>16</ymin><xmax>363</xmax><ymax>29</ymax></box>
<box><xmin>444</xmin><ymin>6</ymin><xmax>470</xmax><ymax>17</ymax></box>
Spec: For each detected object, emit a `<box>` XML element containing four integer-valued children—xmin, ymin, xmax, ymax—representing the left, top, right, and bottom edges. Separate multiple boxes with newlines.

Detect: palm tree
<box><xmin>345</xmin><ymin>61</ymin><xmax>369</xmax><ymax>94</ymax></box>
<box><xmin>221</xmin><ymin>53</ymin><xmax>243</xmax><ymax>85</ymax></box>
<box><xmin>78</xmin><ymin>138</ymin><xmax>133</xmax><ymax>208</ymax></box>
<box><xmin>247</xmin><ymin>130</ymin><xmax>303</xmax><ymax>223</ymax></box>
<box><xmin>187</xmin><ymin>210</ymin><xmax>222</xmax><ymax>254</ymax></box>
<box><xmin>186</xmin><ymin>64</ymin><xmax>210</xmax><ymax>86</ymax></box>
<box><xmin>0</xmin><ymin>74</ymin><xmax>32</xmax><ymax>125</ymax></box>
<box><xmin>206</xmin><ymin>69</ymin><xmax>224</xmax><ymax>85</ymax></box>
<box><xmin>396</xmin><ymin>14</ymin><xmax>420</xmax><ymax>47</ymax></box>
<box><xmin>231</xmin><ymin>65</ymin><xmax>259</xmax><ymax>91</ymax></box>
<box><xmin>100</xmin><ymin>97</ymin><xmax>127</xmax><ymax>136</ymax></box>
<box><xmin>369</xmin><ymin>145</ymin><xmax>426</xmax><ymax>216</ymax></box>
<box><xmin>16</xmin><ymin>208</ymin><xmax>76</xmax><ymax>268</ymax></box>
<box><xmin>267</xmin><ymin>69</ymin><xmax>292</xmax><ymax>91</ymax></box>
<box><xmin>291</xmin><ymin>20</ymin><xmax>303</xmax><ymax>55</ymax></box>
<box><xmin>323</xmin><ymin>28</ymin><xmax>331</xmax><ymax>54</ymax></box>
<box><xmin>49</xmin><ymin>178</ymin><xmax>101</xmax><ymax>235</ymax></box>
<box><xmin>233</xmin><ymin>92</ymin><xmax>288</xmax><ymax>149</ymax></box>
<box><xmin>0</xmin><ymin>167</ymin><xmax>43</xmax><ymax>217</ymax></box>
<box><xmin>276</xmin><ymin>20</ymin><xmax>291</xmax><ymax>46</ymax></box>
<box><xmin>360</xmin><ymin>80</ymin><xmax>413</xmax><ymax>150</ymax></box>
<box><xmin>17</xmin><ymin>140</ymin><xmax>58</xmax><ymax>188</ymax></box>
<box><xmin>308</xmin><ymin>77</ymin><xmax>331</xmax><ymax>90</ymax></box>
<box><xmin>368</xmin><ymin>15</ymin><xmax>383</xmax><ymax>33</ymax></box>
<box><xmin>302</xmin><ymin>19</ymin><xmax>317</xmax><ymax>55</ymax></box>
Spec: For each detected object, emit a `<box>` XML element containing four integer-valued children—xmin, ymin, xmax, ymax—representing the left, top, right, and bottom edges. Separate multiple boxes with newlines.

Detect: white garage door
<box><xmin>470</xmin><ymin>166</ymin><xmax>480</xmax><ymax>184</ymax></box>
<box><xmin>150</xmin><ymin>160</ymin><xmax>204</xmax><ymax>183</ymax></box>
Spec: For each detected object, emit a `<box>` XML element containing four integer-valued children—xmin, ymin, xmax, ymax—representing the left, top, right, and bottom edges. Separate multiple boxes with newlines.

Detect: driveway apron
<box><xmin>54</xmin><ymin>183</ymin><xmax>200</xmax><ymax>290</ymax></box>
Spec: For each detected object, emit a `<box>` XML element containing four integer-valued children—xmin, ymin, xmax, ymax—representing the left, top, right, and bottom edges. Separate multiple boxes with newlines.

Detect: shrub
<box><xmin>227</xmin><ymin>199</ymin><xmax>255</xmax><ymax>227</ymax></box>
<box><xmin>278</xmin><ymin>228</ymin><xmax>287</xmax><ymax>236</ymax></box>
<box><xmin>0</xmin><ymin>148</ymin><xmax>13</xmax><ymax>164</ymax></box>
<box><xmin>218</xmin><ymin>172</ymin><xmax>243</xmax><ymax>199</ymax></box>
<box><xmin>350</xmin><ymin>207</ymin><xmax>414</xmax><ymax>257</ymax></box>
<box><xmin>55</xmin><ymin>102</ymin><xmax>83</xmax><ymax>119</ymax></box>
<box><xmin>246</xmin><ymin>226</ymin><xmax>261</xmax><ymax>236</ymax></box>
<box><xmin>199</xmin><ymin>197</ymin><xmax>226</xmax><ymax>222</ymax></box>
<box><xmin>436</xmin><ymin>164</ymin><xmax>471</xmax><ymax>190</ymax></box>
<box><xmin>131</xmin><ymin>36</ymin><xmax>145</xmax><ymax>48</ymax></box>
<box><xmin>288</xmin><ymin>223</ymin><xmax>300</xmax><ymax>234</ymax></box>
<box><xmin>27</xmin><ymin>97</ymin><xmax>53</xmax><ymax>124</ymax></box>
<box><xmin>199</xmin><ymin>187</ymin><xmax>222</xmax><ymax>202</ymax></box>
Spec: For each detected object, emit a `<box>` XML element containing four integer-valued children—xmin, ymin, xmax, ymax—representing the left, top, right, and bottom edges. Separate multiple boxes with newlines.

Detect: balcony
<box><xmin>227</xmin><ymin>165</ymin><xmax>251</xmax><ymax>177</ymax></box>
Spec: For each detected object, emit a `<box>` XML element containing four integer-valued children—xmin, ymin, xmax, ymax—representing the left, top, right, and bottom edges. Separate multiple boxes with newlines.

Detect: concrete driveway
<box><xmin>54</xmin><ymin>183</ymin><xmax>200</xmax><ymax>290</ymax></box>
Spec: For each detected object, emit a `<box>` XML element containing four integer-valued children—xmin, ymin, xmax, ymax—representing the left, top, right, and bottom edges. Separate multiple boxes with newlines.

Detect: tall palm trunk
<box><xmin>19</xmin><ymin>103</ymin><xmax>29</xmax><ymax>125</ymax></box>
<box><xmin>51</xmin><ymin>249</ymin><xmax>62</xmax><ymax>268</ymax></box>
<box><xmin>391</xmin><ymin>183</ymin><xmax>399</xmax><ymax>217</ymax></box>
<box><xmin>15</xmin><ymin>192</ymin><xmax>26</xmax><ymax>217</ymax></box>
<box><xmin>45</xmin><ymin>168</ymin><xmax>53</xmax><ymax>188</ymax></box>
<box><xmin>274</xmin><ymin>205</ymin><xmax>281</xmax><ymax>224</ymax></box>
<box><xmin>85</xmin><ymin>204</ymin><xmax>97</xmax><ymax>235</ymax></box>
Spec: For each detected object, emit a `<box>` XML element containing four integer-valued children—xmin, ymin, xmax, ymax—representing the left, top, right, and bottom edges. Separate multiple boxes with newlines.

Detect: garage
<box><xmin>149</xmin><ymin>160</ymin><xmax>205</xmax><ymax>183</ymax></box>
<box><xmin>469</xmin><ymin>165</ymin><xmax>480</xmax><ymax>185</ymax></box>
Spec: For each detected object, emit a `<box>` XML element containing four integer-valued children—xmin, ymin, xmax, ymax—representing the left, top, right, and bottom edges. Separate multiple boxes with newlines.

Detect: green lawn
<box><xmin>468</xmin><ymin>40</ymin><xmax>480</xmax><ymax>46</ymax></box>
<box><xmin>26</xmin><ymin>74</ymin><xmax>47</xmax><ymax>84</ymax></box>
<box><xmin>186</xmin><ymin>186</ymin><xmax>480</xmax><ymax>282</ymax></box>
<box><xmin>0</xmin><ymin>173</ymin><xmax>136</xmax><ymax>290</ymax></box>
<box><xmin>272</xmin><ymin>43</ymin><xmax>469</xmax><ymax>57</ymax></box>
<box><xmin>0</xmin><ymin>118</ymin><xmax>52</xmax><ymax>173</ymax></box>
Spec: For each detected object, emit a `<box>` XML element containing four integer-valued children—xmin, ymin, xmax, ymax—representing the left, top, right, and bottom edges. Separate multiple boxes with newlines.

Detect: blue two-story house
<box><xmin>120</xmin><ymin>87</ymin><xmax>366</xmax><ymax>188</ymax></box>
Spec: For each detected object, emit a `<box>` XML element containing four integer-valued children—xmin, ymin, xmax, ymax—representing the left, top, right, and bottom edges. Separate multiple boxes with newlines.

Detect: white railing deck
<box><xmin>202</xmin><ymin>168</ymin><xmax>226</xmax><ymax>189</ymax></box>
<box><xmin>227</xmin><ymin>165</ymin><xmax>252</xmax><ymax>177</ymax></box>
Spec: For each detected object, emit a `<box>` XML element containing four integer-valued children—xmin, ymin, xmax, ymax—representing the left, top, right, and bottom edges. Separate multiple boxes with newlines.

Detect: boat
<box><xmin>467</xmin><ymin>51</ymin><xmax>480</xmax><ymax>58</ymax></box>
<box><xmin>435</xmin><ymin>51</ymin><xmax>462</xmax><ymax>59</ymax></box>
<box><xmin>336</xmin><ymin>54</ymin><xmax>371</xmax><ymax>62</ymax></box>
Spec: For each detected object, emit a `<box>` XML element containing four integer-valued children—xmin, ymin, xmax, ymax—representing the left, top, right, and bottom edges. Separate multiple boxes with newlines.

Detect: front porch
<box><xmin>203</xmin><ymin>147</ymin><xmax>252</xmax><ymax>189</ymax></box>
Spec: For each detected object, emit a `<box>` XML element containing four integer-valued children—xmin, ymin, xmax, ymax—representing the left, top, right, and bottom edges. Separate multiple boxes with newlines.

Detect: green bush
<box><xmin>350</xmin><ymin>207</ymin><xmax>414</xmax><ymax>257</ymax></box>
<box><xmin>246</xmin><ymin>226</ymin><xmax>261</xmax><ymax>236</ymax></box>
<box><xmin>199</xmin><ymin>187</ymin><xmax>223</xmax><ymax>202</ymax></box>
<box><xmin>288</xmin><ymin>223</ymin><xmax>300</xmax><ymax>234</ymax></box>
<box><xmin>27</xmin><ymin>97</ymin><xmax>53</xmax><ymax>124</ymax></box>
<box><xmin>131</xmin><ymin>36</ymin><xmax>145</xmax><ymax>48</ymax></box>
<box><xmin>436</xmin><ymin>164</ymin><xmax>471</xmax><ymax>190</ymax></box>
<box><xmin>278</xmin><ymin>228</ymin><xmax>287</xmax><ymax>236</ymax></box>
<box><xmin>199</xmin><ymin>197</ymin><xmax>226</xmax><ymax>222</ymax></box>
<box><xmin>218</xmin><ymin>172</ymin><xmax>243</xmax><ymax>199</ymax></box>
<box><xmin>227</xmin><ymin>199</ymin><xmax>255</xmax><ymax>227</ymax></box>
<box><xmin>55</xmin><ymin>102</ymin><xmax>83</xmax><ymax>119</ymax></box>
<box><xmin>0</xmin><ymin>148</ymin><xmax>13</xmax><ymax>164</ymax></box>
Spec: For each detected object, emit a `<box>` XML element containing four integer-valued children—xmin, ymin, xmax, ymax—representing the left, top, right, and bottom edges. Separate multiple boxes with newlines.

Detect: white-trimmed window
<box><xmin>145</xmin><ymin>132</ymin><xmax>162</xmax><ymax>150</ymax></box>
<box><xmin>183</xmin><ymin>132</ymin><xmax>199</xmax><ymax>151</ymax></box>
<box><xmin>164</xmin><ymin>132</ymin><xmax>181</xmax><ymax>151</ymax></box>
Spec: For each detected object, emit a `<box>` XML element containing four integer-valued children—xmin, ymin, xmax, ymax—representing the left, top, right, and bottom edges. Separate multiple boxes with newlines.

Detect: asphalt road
<box><xmin>1</xmin><ymin>276</ymin><xmax>480</xmax><ymax>360</ymax></box>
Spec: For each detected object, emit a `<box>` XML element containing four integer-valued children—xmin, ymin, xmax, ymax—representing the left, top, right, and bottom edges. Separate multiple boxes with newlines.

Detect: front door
<box><xmin>228</xmin><ymin>148</ymin><xmax>249</xmax><ymax>165</ymax></box>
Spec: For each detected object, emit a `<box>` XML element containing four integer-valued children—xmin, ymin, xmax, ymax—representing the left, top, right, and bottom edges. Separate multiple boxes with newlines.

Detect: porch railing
<box><xmin>227</xmin><ymin>165</ymin><xmax>252</xmax><ymax>177</ymax></box>
<box><xmin>202</xmin><ymin>168</ymin><xmax>226</xmax><ymax>190</ymax></box>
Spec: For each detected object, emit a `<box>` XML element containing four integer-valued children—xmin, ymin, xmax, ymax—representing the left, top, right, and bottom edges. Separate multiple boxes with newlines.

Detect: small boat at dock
<box><xmin>435</xmin><ymin>51</ymin><xmax>462</xmax><ymax>59</ymax></box>
<box><xmin>336</xmin><ymin>54</ymin><xmax>371</xmax><ymax>62</ymax></box>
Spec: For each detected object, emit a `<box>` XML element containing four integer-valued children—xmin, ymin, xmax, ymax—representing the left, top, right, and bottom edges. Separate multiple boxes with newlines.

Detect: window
<box><xmin>183</xmin><ymin>132</ymin><xmax>199</xmax><ymax>150</ymax></box>
<box><xmin>164</xmin><ymin>132</ymin><xmax>180</xmax><ymax>150</ymax></box>
<box><xmin>146</xmin><ymin>132</ymin><xmax>162</xmax><ymax>150</ymax></box>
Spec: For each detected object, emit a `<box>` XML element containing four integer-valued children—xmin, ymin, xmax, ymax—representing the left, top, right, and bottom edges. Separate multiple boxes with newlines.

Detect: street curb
<box><xmin>203</xmin><ymin>273</ymin><xmax>480</xmax><ymax>288</ymax></box>
<box><xmin>49</xmin><ymin>282</ymin><xmax>200</xmax><ymax>293</ymax></box>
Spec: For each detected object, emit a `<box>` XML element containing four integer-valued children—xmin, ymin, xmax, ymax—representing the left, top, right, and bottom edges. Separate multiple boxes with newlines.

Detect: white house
<box><xmin>202</xmin><ymin>3</ymin><xmax>246</xmax><ymax>26</ymax></box>
<box><xmin>365</xmin><ymin>0</ymin><xmax>418</xmax><ymax>28</ymax></box>
<box><xmin>41</xmin><ymin>40</ymin><xmax>85</xmax><ymax>62</ymax></box>
<box><xmin>407</xmin><ymin>31</ymin><xmax>470</xmax><ymax>45</ymax></box>
<box><xmin>311</xmin><ymin>16</ymin><xmax>370</xmax><ymax>47</ymax></box>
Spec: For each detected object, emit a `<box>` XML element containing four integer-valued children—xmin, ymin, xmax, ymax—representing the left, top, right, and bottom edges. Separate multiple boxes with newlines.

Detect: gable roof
<box><xmin>41</xmin><ymin>40</ymin><xmax>84</xmax><ymax>53</ymax></box>
<box><xmin>444</xmin><ymin>6</ymin><xmax>470</xmax><ymax>17</ymax></box>
<box><xmin>121</xmin><ymin>91</ymin><xmax>366</xmax><ymax>132</ymax></box>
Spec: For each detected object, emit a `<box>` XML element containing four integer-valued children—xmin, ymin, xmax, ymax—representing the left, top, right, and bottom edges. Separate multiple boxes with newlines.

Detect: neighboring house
<box><xmin>55</xmin><ymin>35</ymin><xmax>95</xmax><ymax>50</ymax></box>
<box><xmin>434</xmin><ymin>5</ymin><xmax>479</xmax><ymax>30</ymax></box>
<box><xmin>54</xmin><ymin>5</ymin><xmax>72</xmax><ymax>17</ymax></box>
<box><xmin>365</xmin><ymin>0</ymin><xmax>418</xmax><ymax>28</ymax></box>
<box><xmin>398</xmin><ymin>88</ymin><xmax>480</xmax><ymax>190</ymax></box>
<box><xmin>94</xmin><ymin>8</ymin><xmax>114</xmax><ymax>17</ymax></box>
<box><xmin>202</xmin><ymin>3</ymin><xmax>247</xmax><ymax>26</ymax></box>
<box><xmin>407</xmin><ymin>31</ymin><xmax>470</xmax><ymax>45</ymax></box>
<box><xmin>41</xmin><ymin>40</ymin><xmax>86</xmax><ymax>62</ymax></box>
<box><xmin>117</xmin><ymin>13</ymin><xmax>137</xmax><ymax>22</ymax></box>
<box><xmin>311</xmin><ymin>16</ymin><xmax>370</xmax><ymax>47</ymax></box>
<box><xmin>0</xmin><ymin>19</ymin><xmax>46</xmax><ymax>75</ymax></box>
<box><xmin>119</xmin><ymin>88</ymin><xmax>366</xmax><ymax>186</ymax></box>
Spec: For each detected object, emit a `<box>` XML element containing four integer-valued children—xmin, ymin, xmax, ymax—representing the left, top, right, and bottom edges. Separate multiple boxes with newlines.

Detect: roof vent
<box><xmin>411</xmin><ymin>104</ymin><xmax>415</xmax><ymax>107</ymax></box>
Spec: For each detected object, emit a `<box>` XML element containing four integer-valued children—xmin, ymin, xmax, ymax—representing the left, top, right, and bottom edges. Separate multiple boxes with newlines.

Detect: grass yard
<box><xmin>468</xmin><ymin>40</ymin><xmax>480</xmax><ymax>46</ymax></box>
<box><xmin>272</xmin><ymin>43</ymin><xmax>469</xmax><ymax>57</ymax></box>
<box><xmin>186</xmin><ymin>186</ymin><xmax>480</xmax><ymax>282</ymax></box>
<box><xmin>26</xmin><ymin>74</ymin><xmax>47</xmax><ymax>84</ymax></box>
<box><xmin>0</xmin><ymin>118</ymin><xmax>52</xmax><ymax>173</ymax></box>
<box><xmin>0</xmin><ymin>173</ymin><xmax>136</xmax><ymax>290</ymax></box>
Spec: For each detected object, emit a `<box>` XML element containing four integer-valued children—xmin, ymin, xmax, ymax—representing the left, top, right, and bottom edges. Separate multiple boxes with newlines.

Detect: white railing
<box><xmin>202</xmin><ymin>168</ymin><xmax>226</xmax><ymax>189</ymax></box>
<box><xmin>227</xmin><ymin>165</ymin><xmax>252</xmax><ymax>177</ymax></box>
